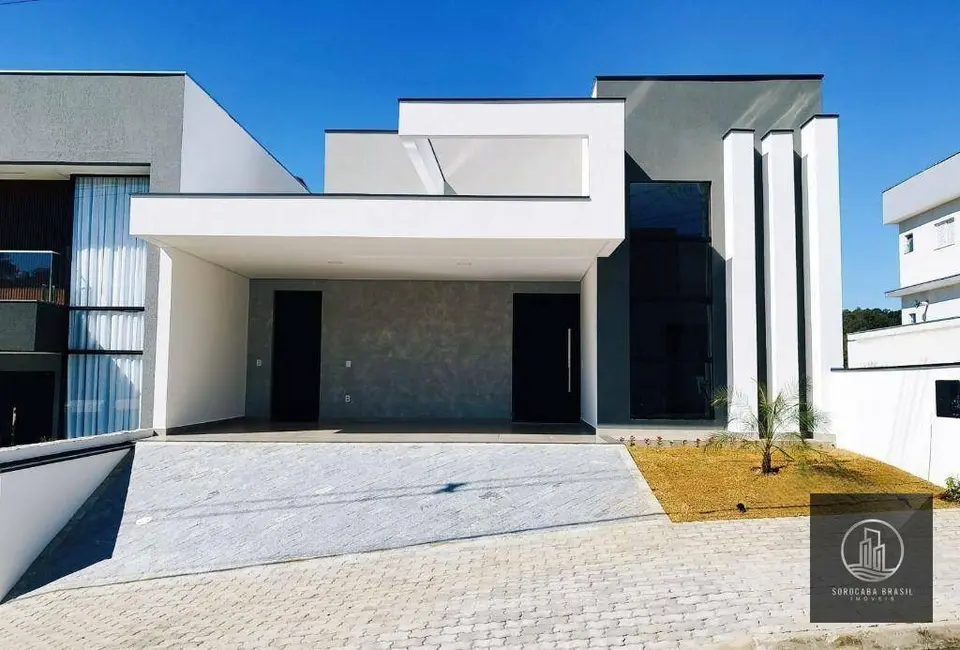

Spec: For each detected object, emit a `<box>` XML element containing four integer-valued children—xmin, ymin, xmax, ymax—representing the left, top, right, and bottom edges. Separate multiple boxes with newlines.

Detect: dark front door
<box><xmin>271</xmin><ymin>291</ymin><xmax>322</xmax><ymax>422</ymax></box>
<box><xmin>0</xmin><ymin>371</ymin><xmax>55</xmax><ymax>447</ymax></box>
<box><xmin>512</xmin><ymin>293</ymin><xmax>580</xmax><ymax>423</ymax></box>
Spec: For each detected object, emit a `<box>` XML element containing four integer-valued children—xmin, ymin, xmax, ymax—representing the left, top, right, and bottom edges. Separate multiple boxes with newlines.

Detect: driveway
<box><xmin>12</xmin><ymin>440</ymin><xmax>662</xmax><ymax>596</ymax></box>
<box><xmin>4</xmin><ymin>510</ymin><xmax>960</xmax><ymax>649</ymax></box>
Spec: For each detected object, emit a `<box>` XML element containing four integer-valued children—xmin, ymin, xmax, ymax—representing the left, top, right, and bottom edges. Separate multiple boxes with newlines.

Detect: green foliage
<box><xmin>842</xmin><ymin>308</ymin><xmax>901</xmax><ymax>366</ymax></box>
<box><xmin>707</xmin><ymin>380</ymin><xmax>830</xmax><ymax>474</ymax></box>
<box><xmin>944</xmin><ymin>476</ymin><xmax>960</xmax><ymax>502</ymax></box>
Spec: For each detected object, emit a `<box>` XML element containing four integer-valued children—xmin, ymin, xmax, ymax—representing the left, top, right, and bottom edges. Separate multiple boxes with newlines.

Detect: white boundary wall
<box><xmin>832</xmin><ymin>367</ymin><xmax>960</xmax><ymax>486</ymax></box>
<box><xmin>848</xmin><ymin>318</ymin><xmax>960</xmax><ymax>367</ymax></box>
<box><xmin>0</xmin><ymin>430</ymin><xmax>150</xmax><ymax>599</ymax></box>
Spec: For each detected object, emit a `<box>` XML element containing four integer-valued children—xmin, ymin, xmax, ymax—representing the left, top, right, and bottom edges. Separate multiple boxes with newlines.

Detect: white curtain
<box><xmin>67</xmin><ymin>176</ymin><xmax>149</xmax><ymax>438</ymax></box>
<box><xmin>67</xmin><ymin>356</ymin><xmax>143</xmax><ymax>438</ymax></box>
<box><xmin>70</xmin><ymin>176</ymin><xmax>148</xmax><ymax>306</ymax></box>
<box><xmin>69</xmin><ymin>311</ymin><xmax>144</xmax><ymax>351</ymax></box>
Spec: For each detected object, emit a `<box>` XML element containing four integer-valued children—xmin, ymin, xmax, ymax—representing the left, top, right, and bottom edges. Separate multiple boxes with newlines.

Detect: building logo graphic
<box><xmin>840</xmin><ymin>518</ymin><xmax>904</xmax><ymax>583</ymax></box>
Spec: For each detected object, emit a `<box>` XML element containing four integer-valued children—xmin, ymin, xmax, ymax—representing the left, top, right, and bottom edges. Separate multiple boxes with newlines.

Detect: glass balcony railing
<box><xmin>0</xmin><ymin>250</ymin><xmax>64</xmax><ymax>304</ymax></box>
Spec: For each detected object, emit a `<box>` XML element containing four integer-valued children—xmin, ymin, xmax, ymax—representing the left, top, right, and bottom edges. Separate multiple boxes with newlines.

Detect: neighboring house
<box><xmin>847</xmin><ymin>152</ymin><xmax>960</xmax><ymax>367</ymax></box>
<box><xmin>0</xmin><ymin>72</ymin><xmax>306</xmax><ymax>446</ymax></box>
<box><xmin>1</xmin><ymin>72</ymin><xmax>843</xmax><ymax>443</ymax></box>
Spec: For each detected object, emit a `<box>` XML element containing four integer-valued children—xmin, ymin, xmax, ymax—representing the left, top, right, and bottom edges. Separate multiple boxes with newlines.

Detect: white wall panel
<box><xmin>800</xmin><ymin>116</ymin><xmax>843</xmax><ymax>412</ymax></box>
<box><xmin>580</xmin><ymin>260</ymin><xmax>598</xmax><ymax>428</ymax></box>
<box><xmin>848</xmin><ymin>318</ymin><xmax>960</xmax><ymax>367</ymax></box>
<box><xmin>0</xmin><ymin>432</ymin><xmax>149</xmax><ymax>599</ymax></box>
<box><xmin>832</xmin><ymin>368</ymin><xmax>960</xmax><ymax>486</ymax></box>
<box><xmin>153</xmin><ymin>248</ymin><xmax>249</xmax><ymax>430</ymax></box>
<box><xmin>761</xmin><ymin>131</ymin><xmax>800</xmax><ymax>394</ymax></box>
<box><xmin>722</xmin><ymin>130</ymin><xmax>759</xmax><ymax>428</ymax></box>
<box><xmin>180</xmin><ymin>77</ymin><xmax>305</xmax><ymax>194</ymax></box>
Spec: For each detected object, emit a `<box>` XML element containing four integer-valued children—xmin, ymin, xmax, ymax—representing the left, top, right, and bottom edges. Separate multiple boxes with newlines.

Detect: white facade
<box><xmin>885</xmin><ymin>151</ymin><xmax>960</xmax><ymax>323</ymax></box>
<box><xmin>847</xmin><ymin>149</ymin><xmax>960</xmax><ymax>367</ymax></box>
<box><xmin>133</xmin><ymin>98</ymin><xmax>625</xmax><ymax>430</ymax></box>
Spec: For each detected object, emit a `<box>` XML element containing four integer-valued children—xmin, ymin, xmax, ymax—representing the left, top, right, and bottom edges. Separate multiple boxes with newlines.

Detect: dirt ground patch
<box><xmin>626</xmin><ymin>444</ymin><xmax>959</xmax><ymax>522</ymax></box>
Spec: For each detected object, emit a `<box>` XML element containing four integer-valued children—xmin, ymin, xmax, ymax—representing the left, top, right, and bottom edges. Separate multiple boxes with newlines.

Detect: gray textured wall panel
<box><xmin>0</xmin><ymin>73</ymin><xmax>189</xmax><ymax>429</ymax></box>
<box><xmin>246</xmin><ymin>280</ymin><xmax>579</xmax><ymax>420</ymax></box>
<box><xmin>593</xmin><ymin>78</ymin><xmax>822</xmax><ymax>425</ymax></box>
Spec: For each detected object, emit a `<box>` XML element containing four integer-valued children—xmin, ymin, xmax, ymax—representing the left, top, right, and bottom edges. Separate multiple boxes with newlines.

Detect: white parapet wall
<box><xmin>0</xmin><ymin>430</ymin><xmax>151</xmax><ymax>600</ymax></box>
<box><xmin>848</xmin><ymin>317</ymin><xmax>960</xmax><ymax>368</ymax></box>
<box><xmin>832</xmin><ymin>367</ymin><xmax>960</xmax><ymax>486</ymax></box>
<box><xmin>153</xmin><ymin>248</ymin><xmax>250</xmax><ymax>431</ymax></box>
<box><xmin>722</xmin><ymin>130</ymin><xmax>759</xmax><ymax>427</ymax></box>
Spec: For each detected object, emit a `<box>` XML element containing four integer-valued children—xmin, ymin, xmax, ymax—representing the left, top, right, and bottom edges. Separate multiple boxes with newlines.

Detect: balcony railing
<box><xmin>0</xmin><ymin>251</ymin><xmax>64</xmax><ymax>304</ymax></box>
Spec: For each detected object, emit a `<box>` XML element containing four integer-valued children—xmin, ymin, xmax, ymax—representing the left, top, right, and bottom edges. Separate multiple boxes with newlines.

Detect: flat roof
<box><xmin>594</xmin><ymin>74</ymin><xmax>823</xmax><ymax>82</ymax></box>
<box><xmin>884</xmin><ymin>150</ymin><xmax>960</xmax><ymax>194</ymax></box>
<box><xmin>886</xmin><ymin>272</ymin><xmax>960</xmax><ymax>298</ymax></box>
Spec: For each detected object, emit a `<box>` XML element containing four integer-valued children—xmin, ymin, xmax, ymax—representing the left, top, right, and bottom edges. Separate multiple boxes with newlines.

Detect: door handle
<box><xmin>567</xmin><ymin>328</ymin><xmax>572</xmax><ymax>393</ymax></box>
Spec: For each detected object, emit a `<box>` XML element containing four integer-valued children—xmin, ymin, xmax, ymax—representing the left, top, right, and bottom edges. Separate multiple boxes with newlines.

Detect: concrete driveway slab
<box><xmin>13</xmin><ymin>441</ymin><xmax>662</xmax><ymax>595</ymax></box>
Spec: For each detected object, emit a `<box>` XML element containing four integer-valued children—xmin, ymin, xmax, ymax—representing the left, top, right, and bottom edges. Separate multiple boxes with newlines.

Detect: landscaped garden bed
<box><xmin>626</xmin><ymin>444</ymin><xmax>960</xmax><ymax>523</ymax></box>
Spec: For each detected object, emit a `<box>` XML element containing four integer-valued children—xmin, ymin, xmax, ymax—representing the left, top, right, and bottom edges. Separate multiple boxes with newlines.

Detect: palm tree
<box><xmin>708</xmin><ymin>380</ymin><xmax>829</xmax><ymax>474</ymax></box>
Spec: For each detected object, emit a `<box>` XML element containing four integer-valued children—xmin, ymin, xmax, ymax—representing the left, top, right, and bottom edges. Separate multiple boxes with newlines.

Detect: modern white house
<box><xmin>847</xmin><ymin>151</ymin><xmax>960</xmax><ymax>367</ymax></box>
<box><xmin>0</xmin><ymin>72</ymin><xmax>843</xmax><ymax>442</ymax></box>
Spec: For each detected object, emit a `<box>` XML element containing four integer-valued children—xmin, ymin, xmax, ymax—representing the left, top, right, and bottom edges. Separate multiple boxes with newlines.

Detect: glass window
<box><xmin>935</xmin><ymin>218</ymin><xmax>955</xmax><ymax>249</ymax></box>
<box><xmin>904</xmin><ymin>233</ymin><xmax>914</xmax><ymax>254</ymax></box>
<box><xmin>67</xmin><ymin>177</ymin><xmax>149</xmax><ymax>438</ymax></box>
<box><xmin>629</xmin><ymin>182</ymin><xmax>713</xmax><ymax>420</ymax></box>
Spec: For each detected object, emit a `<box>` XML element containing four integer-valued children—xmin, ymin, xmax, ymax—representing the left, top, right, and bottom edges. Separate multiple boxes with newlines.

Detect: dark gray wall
<box><xmin>246</xmin><ymin>280</ymin><xmax>579</xmax><ymax>420</ymax></box>
<box><xmin>0</xmin><ymin>72</ymin><xmax>188</xmax><ymax>428</ymax></box>
<box><xmin>0</xmin><ymin>302</ymin><xmax>65</xmax><ymax>352</ymax></box>
<box><xmin>593</xmin><ymin>78</ymin><xmax>822</xmax><ymax>425</ymax></box>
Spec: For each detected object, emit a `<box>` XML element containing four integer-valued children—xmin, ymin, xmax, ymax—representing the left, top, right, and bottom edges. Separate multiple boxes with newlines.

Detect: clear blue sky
<box><xmin>2</xmin><ymin>0</ymin><xmax>959</xmax><ymax>309</ymax></box>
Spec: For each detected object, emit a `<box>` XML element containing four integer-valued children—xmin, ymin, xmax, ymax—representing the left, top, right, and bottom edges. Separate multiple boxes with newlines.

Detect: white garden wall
<box><xmin>848</xmin><ymin>317</ymin><xmax>960</xmax><ymax>367</ymax></box>
<box><xmin>831</xmin><ymin>366</ymin><xmax>960</xmax><ymax>486</ymax></box>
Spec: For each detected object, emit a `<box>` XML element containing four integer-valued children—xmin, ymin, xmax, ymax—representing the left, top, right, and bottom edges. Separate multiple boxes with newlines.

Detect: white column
<box><xmin>722</xmin><ymin>130</ymin><xmax>759</xmax><ymax>429</ymax></box>
<box><xmin>761</xmin><ymin>131</ymin><xmax>800</xmax><ymax>396</ymax></box>
<box><xmin>580</xmin><ymin>259</ymin><xmax>598</xmax><ymax>430</ymax></box>
<box><xmin>800</xmin><ymin>116</ymin><xmax>843</xmax><ymax>413</ymax></box>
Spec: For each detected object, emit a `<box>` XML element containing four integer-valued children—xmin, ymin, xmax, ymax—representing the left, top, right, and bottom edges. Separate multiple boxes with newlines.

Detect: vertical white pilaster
<box><xmin>722</xmin><ymin>130</ymin><xmax>759</xmax><ymax>429</ymax></box>
<box><xmin>761</xmin><ymin>131</ymin><xmax>800</xmax><ymax>396</ymax></box>
<box><xmin>580</xmin><ymin>259</ymin><xmax>598</xmax><ymax>430</ymax></box>
<box><xmin>800</xmin><ymin>116</ymin><xmax>843</xmax><ymax>413</ymax></box>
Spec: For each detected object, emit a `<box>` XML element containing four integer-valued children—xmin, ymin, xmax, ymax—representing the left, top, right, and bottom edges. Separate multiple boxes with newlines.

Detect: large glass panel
<box><xmin>66</xmin><ymin>355</ymin><xmax>142</xmax><ymax>438</ymax></box>
<box><xmin>629</xmin><ymin>182</ymin><xmax>713</xmax><ymax>420</ymax></box>
<box><xmin>0</xmin><ymin>250</ymin><xmax>63</xmax><ymax>303</ymax></box>
<box><xmin>69</xmin><ymin>311</ymin><xmax>144</xmax><ymax>351</ymax></box>
<box><xmin>68</xmin><ymin>176</ymin><xmax>149</xmax><ymax>437</ymax></box>
<box><xmin>70</xmin><ymin>176</ymin><xmax>149</xmax><ymax>308</ymax></box>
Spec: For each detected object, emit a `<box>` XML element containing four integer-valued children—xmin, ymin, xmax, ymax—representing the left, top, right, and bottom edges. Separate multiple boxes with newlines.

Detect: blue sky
<box><xmin>2</xmin><ymin>0</ymin><xmax>959</xmax><ymax>308</ymax></box>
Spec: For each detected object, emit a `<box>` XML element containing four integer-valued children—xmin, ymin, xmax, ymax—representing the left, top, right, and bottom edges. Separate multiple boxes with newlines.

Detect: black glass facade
<box><xmin>628</xmin><ymin>182</ymin><xmax>713</xmax><ymax>419</ymax></box>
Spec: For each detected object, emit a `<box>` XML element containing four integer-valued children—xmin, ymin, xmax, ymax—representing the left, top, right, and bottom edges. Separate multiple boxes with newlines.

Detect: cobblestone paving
<box><xmin>14</xmin><ymin>442</ymin><xmax>656</xmax><ymax>594</ymax></box>
<box><xmin>3</xmin><ymin>510</ymin><xmax>959</xmax><ymax>649</ymax></box>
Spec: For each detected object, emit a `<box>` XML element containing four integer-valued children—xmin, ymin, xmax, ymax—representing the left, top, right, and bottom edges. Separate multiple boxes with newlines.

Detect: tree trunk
<box><xmin>761</xmin><ymin>448</ymin><xmax>773</xmax><ymax>474</ymax></box>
